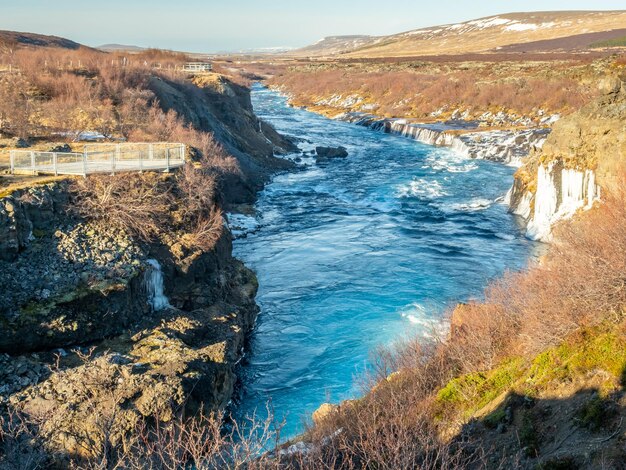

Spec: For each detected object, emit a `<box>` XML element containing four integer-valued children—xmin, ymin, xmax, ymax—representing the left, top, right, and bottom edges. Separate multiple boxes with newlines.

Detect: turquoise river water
<box><xmin>233</xmin><ymin>84</ymin><xmax>534</xmax><ymax>438</ymax></box>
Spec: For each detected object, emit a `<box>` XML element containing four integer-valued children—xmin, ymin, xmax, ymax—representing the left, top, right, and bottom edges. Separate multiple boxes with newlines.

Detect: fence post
<box><xmin>30</xmin><ymin>151</ymin><xmax>35</xmax><ymax>175</ymax></box>
<box><xmin>139</xmin><ymin>147</ymin><xmax>143</xmax><ymax>172</ymax></box>
<box><xmin>53</xmin><ymin>153</ymin><xmax>58</xmax><ymax>176</ymax></box>
<box><xmin>181</xmin><ymin>144</ymin><xmax>186</xmax><ymax>165</ymax></box>
<box><xmin>149</xmin><ymin>143</ymin><xmax>154</xmax><ymax>160</ymax></box>
<box><xmin>166</xmin><ymin>148</ymin><xmax>170</xmax><ymax>172</ymax></box>
<box><xmin>113</xmin><ymin>144</ymin><xmax>120</xmax><ymax>175</ymax></box>
<box><xmin>82</xmin><ymin>150</ymin><xmax>88</xmax><ymax>177</ymax></box>
<box><xmin>9</xmin><ymin>151</ymin><xmax>14</xmax><ymax>174</ymax></box>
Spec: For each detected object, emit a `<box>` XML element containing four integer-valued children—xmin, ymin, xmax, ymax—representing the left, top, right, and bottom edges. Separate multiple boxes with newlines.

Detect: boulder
<box><xmin>13</xmin><ymin>137</ymin><xmax>30</xmax><ymax>148</ymax></box>
<box><xmin>48</xmin><ymin>143</ymin><xmax>72</xmax><ymax>153</ymax></box>
<box><xmin>315</xmin><ymin>146</ymin><xmax>348</xmax><ymax>161</ymax></box>
<box><xmin>312</xmin><ymin>402</ymin><xmax>338</xmax><ymax>425</ymax></box>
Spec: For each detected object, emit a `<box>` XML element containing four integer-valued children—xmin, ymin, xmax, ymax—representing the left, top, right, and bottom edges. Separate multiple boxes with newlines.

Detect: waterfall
<box><xmin>525</xmin><ymin>164</ymin><xmax>599</xmax><ymax>241</ymax></box>
<box><xmin>144</xmin><ymin>259</ymin><xmax>170</xmax><ymax>311</ymax></box>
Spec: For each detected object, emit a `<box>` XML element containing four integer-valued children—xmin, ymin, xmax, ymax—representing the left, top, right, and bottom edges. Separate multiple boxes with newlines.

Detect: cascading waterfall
<box><xmin>144</xmin><ymin>259</ymin><xmax>170</xmax><ymax>311</ymax></box>
<box><xmin>525</xmin><ymin>164</ymin><xmax>599</xmax><ymax>241</ymax></box>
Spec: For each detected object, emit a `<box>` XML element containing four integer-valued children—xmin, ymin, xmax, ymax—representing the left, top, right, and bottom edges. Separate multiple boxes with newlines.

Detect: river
<box><xmin>233</xmin><ymin>84</ymin><xmax>534</xmax><ymax>438</ymax></box>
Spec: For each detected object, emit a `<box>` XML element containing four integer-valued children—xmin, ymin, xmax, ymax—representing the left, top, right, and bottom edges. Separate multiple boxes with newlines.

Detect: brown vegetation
<box><xmin>70</xmin><ymin>155</ymin><xmax>224</xmax><ymax>252</ymax></box>
<box><xmin>253</xmin><ymin>56</ymin><xmax>624</xmax><ymax>121</ymax></box>
<box><xmin>0</xmin><ymin>44</ymin><xmax>239</xmax><ymax>177</ymax></box>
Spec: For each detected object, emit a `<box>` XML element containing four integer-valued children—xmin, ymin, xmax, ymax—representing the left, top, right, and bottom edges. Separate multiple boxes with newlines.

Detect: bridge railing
<box><xmin>9</xmin><ymin>143</ymin><xmax>185</xmax><ymax>176</ymax></box>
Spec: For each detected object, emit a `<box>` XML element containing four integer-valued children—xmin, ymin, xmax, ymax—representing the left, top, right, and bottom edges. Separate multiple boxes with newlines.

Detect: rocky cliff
<box><xmin>342</xmin><ymin>112</ymin><xmax>550</xmax><ymax>166</ymax></box>
<box><xmin>150</xmin><ymin>73</ymin><xmax>297</xmax><ymax>204</ymax></box>
<box><xmin>0</xmin><ymin>74</ymin><xmax>297</xmax><ymax>465</ymax></box>
<box><xmin>508</xmin><ymin>74</ymin><xmax>626</xmax><ymax>240</ymax></box>
<box><xmin>0</xmin><ymin>178</ymin><xmax>259</xmax><ymax>462</ymax></box>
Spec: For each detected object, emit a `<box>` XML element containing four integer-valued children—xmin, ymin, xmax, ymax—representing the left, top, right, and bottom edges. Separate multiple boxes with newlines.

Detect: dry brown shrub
<box><xmin>440</xmin><ymin>177</ymin><xmax>626</xmax><ymax>371</ymax></box>
<box><xmin>268</xmin><ymin>61</ymin><xmax>598</xmax><ymax>119</ymax></box>
<box><xmin>182</xmin><ymin>208</ymin><xmax>224</xmax><ymax>252</ymax></box>
<box><xmin>294</xmin><ymin>367</ymin><xmax>482</xmax><ymax>470</ymax></box>
<box><xmin>1</xmin><ymin>389</ymin><xmax>279</xmax><ymax>470</ymax></box>
<box><xmin>71</xmin><ymin>173</ymin><xmax>173</xmax><ymax>241</ymax></box>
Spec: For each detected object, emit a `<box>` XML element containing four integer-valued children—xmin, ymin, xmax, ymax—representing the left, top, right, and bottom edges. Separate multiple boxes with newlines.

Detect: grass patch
<box><xmin>483</xmin><ymin>407</ymin><xmax>507</xmax><ymax>429</ymax></box>
<box><xmin>525</xmin><ymin>326</ymin><xmax>626</xmax><ymax>395</ymax></box>
<box><xmin>435</xmin><ymin>323</ymin><xmax>626</xmax><ymax>424</ymax></box>
<box><xmin>590</xmin><ymin>36</ymin><xmax>626</xmax><ymax>48</ymax></box>
<box><xmin>436</xmin><ymin>357</ymin><xmax>525</xmax><ymax>418</ymax></box>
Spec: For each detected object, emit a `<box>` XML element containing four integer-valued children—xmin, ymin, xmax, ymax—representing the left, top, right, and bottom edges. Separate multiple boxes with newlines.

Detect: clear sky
<box><xmin>1</xmin><ymin>0</ymin><xmax>625</xmax><ymax>52</ymax></box>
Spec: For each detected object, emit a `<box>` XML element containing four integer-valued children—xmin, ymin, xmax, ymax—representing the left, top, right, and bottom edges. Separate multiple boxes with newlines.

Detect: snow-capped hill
<box><xmin>290</xmin><ymin>10</ymin><xmax>626</xmax><ymax>57</ymax></box>
<box><xmin>295</xmin><ymin>35</ymin><xmax>374</xmax><ymax>56</ymax></box>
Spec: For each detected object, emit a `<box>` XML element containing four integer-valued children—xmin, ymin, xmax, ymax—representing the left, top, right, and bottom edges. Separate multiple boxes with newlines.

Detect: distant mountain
<box><xmin>294</xmin><ymin>36</ymin><xmax>374</xmax><ymax>56</ymax></box>
<box><xmin>0</xmin><ymin>30</ymin><xmax>84</xmax><ymax>50</ymax></box>
<box><xmin>290</xmin><ymin>10</ymin><xmax>626</xmax><ymax>57</ymax></box>
<box><xmin>97</xmin><ymin>43</ymin><xmax>146</xmax><ymax>53</ymax></box>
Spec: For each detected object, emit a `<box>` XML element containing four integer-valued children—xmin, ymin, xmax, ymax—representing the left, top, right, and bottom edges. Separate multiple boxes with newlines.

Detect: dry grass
<box><xmin>256</xmin><ymin>57</ymin><xmax>618</xmax><ymax>121</ymax></box>
<box><xmin>70</xmin><ymin>173</ymin><xmax>174</xmax><ymax>241</ymax></box>
<box><xmin>70</xmin><ymin>151</ymin><xmax>225</xmax><ymax>252</ymax></box>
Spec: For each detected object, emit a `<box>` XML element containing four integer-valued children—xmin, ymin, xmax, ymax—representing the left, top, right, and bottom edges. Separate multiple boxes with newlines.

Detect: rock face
<box><xmin>0</xmin><ymin>183</ymin><xmax>69</xmax><ymax>261</ymax></box>
<box><xmin>508</xmin><ymin>75</ymin><xmax>626</xmax><ymax>240</ymax></box>
<box><xmin>7</xmin><ymin>260</ymin><xmax>258</xmax><ymax>461</ymax></box>
<box><xmin>149</xmin><ymin>74</ymin><xmax>298</xmax><ymax>204</ymax></box>
<box><xmin>340</xmin><ymin>113</ymin><xmax>549</xmax><ymax>166</ymax></box>
<box><xmin>0</xmin><ymin>74</ymin><xmax>296</xmax><ymax>465</ymax></box>
<box><xmin>0</xmin><ymin>177</ymin><xmax>260</xmax><ymax>460</ymax></box>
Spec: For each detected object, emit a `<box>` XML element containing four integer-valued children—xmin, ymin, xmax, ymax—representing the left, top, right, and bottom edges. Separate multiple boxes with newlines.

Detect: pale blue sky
<box><xmin>1</xmin><ymin>0</ymin><xmax>625</xmax><ymax>52</ymax></box>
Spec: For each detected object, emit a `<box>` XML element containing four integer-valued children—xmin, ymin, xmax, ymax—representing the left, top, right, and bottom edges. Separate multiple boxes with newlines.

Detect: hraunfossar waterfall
<box><xmin>233</xmin><ymin>85</ymin><xmax>537</xmax><ymax>437</ymax></box>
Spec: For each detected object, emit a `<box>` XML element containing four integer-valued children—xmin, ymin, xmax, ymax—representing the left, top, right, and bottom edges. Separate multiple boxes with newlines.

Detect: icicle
<box><xmin>144</xmin><ymin>259</ymin><xmax>170</xmax><ymax>311</ymax></box>
<box><xmin>526</xmin><ymin>164</ymin><xmax>558</xmax><ymax>241</ymax></box>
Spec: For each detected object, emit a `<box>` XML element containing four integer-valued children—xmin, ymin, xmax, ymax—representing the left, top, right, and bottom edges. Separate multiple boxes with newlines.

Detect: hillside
<box><xmin>290</xmin><ymin>10</ymin><xmax>626</xmax><ymax>57</ymax></box>
<box><xmin>97</xmin><ymin>43</ymin><xmax>146</xmax><ymax>53</ymax></box>
<box><xmin>0</xmin><ymin>30</ymin><xmax>85</xmax><ymax>50</ymax></box>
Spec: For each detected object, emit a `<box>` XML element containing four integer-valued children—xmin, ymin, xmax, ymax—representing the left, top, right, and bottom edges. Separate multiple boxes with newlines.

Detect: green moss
<box><xmin>435</xmin><ymin>323</ymin><xmax>626</xmax><ymax>425</ymax></box>
<box><xmin>590</xmin><ymin>36</ymin><xmax>626</xmax><ymax>48</ymax></box>
<box><xmin>577</xmin><ymin>396</ymin><xmax>609</xmax><ymax>431</ymax></box>
<box><xmin>17</xmin><ymin>276</ymin><xmax>135</xmax><ymax>322</ymax></box>
<box><xmin>525</xmin><ymin>328</ymin><xmax>626</xmax><ymax>395</ymax></box>
<box><xmin>436</xmin><ymin>358</ymin><xmax>525</xmax><ymax>418</ymax></box>
<box><xmin>31</xmin><ymin>228</ymin><xmax>47</xmax><ymax>238</ymax></box>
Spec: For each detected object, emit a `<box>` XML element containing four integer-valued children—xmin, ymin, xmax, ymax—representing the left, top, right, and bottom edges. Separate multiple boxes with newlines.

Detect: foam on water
<box><xmin>227</xmin><ymin>213</ymin><xmax>260</xmax><ymax>239</ymax></box>
<box><xmin>445</xmin><ymin>198</ymin><xmax>494</xmax><ymax>213</ymax></box>
<box><xmin>396</xmin><ymin>178</ymin><xmax>448</xmax><ymax>199</ymax></box>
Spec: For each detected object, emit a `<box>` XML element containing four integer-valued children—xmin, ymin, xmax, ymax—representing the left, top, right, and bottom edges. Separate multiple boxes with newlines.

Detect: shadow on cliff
<box><xmin>457</xmin><ymin>370</ymin><xmax>626</xmax><ymax>469</ymax></box>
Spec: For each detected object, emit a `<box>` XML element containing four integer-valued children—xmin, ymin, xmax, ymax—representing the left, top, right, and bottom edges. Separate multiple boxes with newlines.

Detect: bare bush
<box><xmin>182</xmin><ymin>208</ymin><xmax>224</xmax><ymax>252</ymax></box>
<box><xmin>71</xmin><ymin>173</ymin><xmax>173</xmax><ymax>241</ymax></box>
<box><xmin>266</xmin><ymin>59</ymin><xmax>600</xmax><ymax>120</ymax></box>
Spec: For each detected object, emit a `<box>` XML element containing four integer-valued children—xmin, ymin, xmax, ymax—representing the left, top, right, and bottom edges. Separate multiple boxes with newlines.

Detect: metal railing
<box><xmin>9</xmin><ymin>143</ymin><xmax>185</xmax><ymax>176</ymax></box>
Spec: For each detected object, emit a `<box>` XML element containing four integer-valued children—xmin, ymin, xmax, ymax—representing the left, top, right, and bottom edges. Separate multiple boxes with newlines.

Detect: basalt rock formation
<box><xmin>0</xmin><ymin>179</ymin><xmax>259</xmax><ymax>463</ymax></box>
<box><xmin>508</xmin><ymin>74</ymin><xmax>626</xmax><ymax>240</ymax></box>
